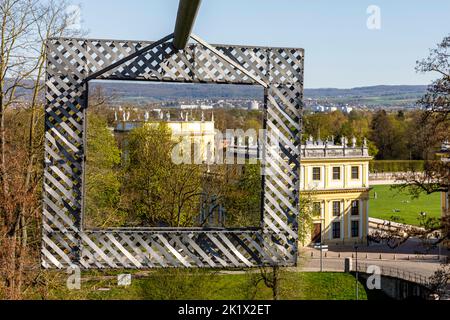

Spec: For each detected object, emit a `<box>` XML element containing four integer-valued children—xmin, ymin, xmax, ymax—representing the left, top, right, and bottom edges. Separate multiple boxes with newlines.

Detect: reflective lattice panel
<box><xmin>43</xmin><ymin>35</ymin><xmax>304</xmax><ymax>269</ymax></box>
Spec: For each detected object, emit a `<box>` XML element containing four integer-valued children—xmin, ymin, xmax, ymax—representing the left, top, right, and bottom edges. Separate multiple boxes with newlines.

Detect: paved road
<box><xmin>299</xmin><ymin>239</ymin><xmax>448</xmax><ymax>279</ymax></box>
<box><xmin>308</xmin><ymin>238</ymin><xmax>447</xmax><ymax>255</ymax></box>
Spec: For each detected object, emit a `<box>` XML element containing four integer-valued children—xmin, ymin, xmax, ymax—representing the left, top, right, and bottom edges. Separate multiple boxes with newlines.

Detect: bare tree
<box><xmin>428</xmin><ymin>263</ymin><xmax>450</xmax><ymax>299</ymax></box>
<box><xmin>247</xmin><ymin>196</ymin><xmax>313</xmax><ymax>301</ymax></box>
<box><xmin>395</xmin><ymin>35</ymin><xmax>449</xmax><ymax>238</ymax></box>
<box><xmin>250</xmin><ymin>266</ymin><xmax>282</xmax><ymax>300</ymax></box>
<box><xmin>371</xmin><ymin>35</ymin><xmax>450</xmax><ymax>299</ymax></box>
<box><xmin>416</xmin><ymin>35</ymin><xmax>450</xmax><ymax>115</ymax></box>
<box><xmin>0</xmin><ymin>0</ymin><xmax>84</xmax><ymax>299</ymax></box>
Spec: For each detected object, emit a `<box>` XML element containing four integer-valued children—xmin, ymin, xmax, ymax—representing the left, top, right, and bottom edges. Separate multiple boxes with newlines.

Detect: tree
<box><xmin>0</xmin><ymin>0</ymin><xmax>82</xmax><ymax>299</ymax></box>
<box><xmin>250</xmin><ymin>266</ymin><xmax>282</xmax><ymax>300</ymax></box>
<box><xmin>398</xmin><ymin>35</ymin><xmax>449</xmax><ymax>200</ymax></box>
<box><xmin>416</xmin><ymin>36</ymin><xmax>450</xmax><ymax>115</ymax></box>
<box><xmin>376</xmin><ymin>35</ymin><xmax>450</xmax><ymax>299</ymax></box>
<box><xmin>303</xmin><ymin>111</ymin><xmax>348</xmax><ymax>141</ymax></box>
<box><xmin>84</xmin><ymin>113</ymin><xmax>122</xmax><ymax>228</ymax></box>
<box><xmin>122</xmin><ymin>124</ymin><xmax>203</xmax><ymax>227</ymax></box>
<box><xmin>165</xmin><ymin>162</ymin><xmax>204</xmax><ymax>228</ymax></box>
<box><xmin>370</xmin><ymin>110</ymin><xmax>395</xmax><ymax>160</ymax></box>
<box><xmin>220</xmin><ymin>164</ymin><xmax>262</xmax><ymax>228</ymax></box>
<box><xmin>247</xmin><ymin>189</ymin><xmax>314</xmax><ymax>301</ymax></box>
<box><xmin>369</xmin><ymin>110</ymin><xmax>409</xmax><ymax>160</ymax></box>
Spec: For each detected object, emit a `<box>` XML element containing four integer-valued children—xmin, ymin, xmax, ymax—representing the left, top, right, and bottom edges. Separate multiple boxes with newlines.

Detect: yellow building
<box><xmin>300</xmin><ymin>137</ymin><xmax>372</xmax><ymax>246</ymax></box>
<box><xmin>156</xmin><ymin>119</ymin><xmax>216</xmax><ymax>163</ymax></box>
<box><xmin>115</xmin><ymin>113</ymin><xmax>216</xmax><ymax>163</ymax></box>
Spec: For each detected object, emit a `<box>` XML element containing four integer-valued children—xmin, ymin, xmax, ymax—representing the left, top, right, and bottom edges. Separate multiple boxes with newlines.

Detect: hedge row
<box><xmin>369</xmin><ymin>160</ymin><xmax>425</xmax><ymax>173</ymax></box>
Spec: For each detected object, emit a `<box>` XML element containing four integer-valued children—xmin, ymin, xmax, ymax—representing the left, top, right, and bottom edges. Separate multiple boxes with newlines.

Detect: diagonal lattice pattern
<box><xmin>43</xmin><ymin>35</ymin><xmax>304</xmax><ymax>269</ymax></box>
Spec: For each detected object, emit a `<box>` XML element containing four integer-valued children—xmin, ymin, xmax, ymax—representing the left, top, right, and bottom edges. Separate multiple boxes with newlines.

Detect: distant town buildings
<box><xmin>248</xmin><ymin>100</ymin><xmax>260</xmax><ymax>111</ymax></box>
<box><xmin>312</xmin><ymin>104</ymin><xmax>354</xmax><ymax>114</ymax></box>
<box><xmin>300</xmin><ymin>136</ymin><xmax>372</xmax><ymax>246</ymax></box>
<box><xmin>159</xmin><ymin>98</ymin><xmax>263</xmax><ymax>111</ymax></box>
<box><xmin>181</xmin><ymin>104</ymin><xmax>214</xmax><ymax>110</ymax></box>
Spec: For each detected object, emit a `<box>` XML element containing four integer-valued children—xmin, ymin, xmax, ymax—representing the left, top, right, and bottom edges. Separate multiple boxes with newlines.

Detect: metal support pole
<box><xmin>173</xmin><ymin>0</ymin><xmax>202</xmax><ymax>50</ymax></box>
<box><xmin>438</xmin><ymin>243</ymin><xmax>442</xmax><ymax>261</ymax></box>
<box><xmin>320</xmin><ymin>246</ymin><xmax>323</xmax><ymax>272</ymax></box>
<box><xmin>355</xmin><ymin>245</ymin><xmax>359</xmax><ymax>301</ymax></box>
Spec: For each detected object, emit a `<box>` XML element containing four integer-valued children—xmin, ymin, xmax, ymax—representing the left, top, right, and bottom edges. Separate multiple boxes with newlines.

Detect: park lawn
<box><xmin>29</xmin><ymin>271</ymin><xmax>368</xmax><ymax>300</ymax></box>
<box><xmin>370</xmin><ymin>185</ymin><xmax>441</xmax><ymax>226</ymax></box>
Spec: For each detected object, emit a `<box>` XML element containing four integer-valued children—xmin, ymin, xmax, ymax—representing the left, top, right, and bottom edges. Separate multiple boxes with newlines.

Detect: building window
<box><xmin>332</xmin><ymin>222</ymin><xmax>341</xmax><ymax>239</ymax></box>
<box><xmin>313</xmin><ymin>202</ymin><xmax>321</xmax><ymax>216</ymax></box>
<box><xmin>351</xmin><ymin>166</ymin><xmax>359</xmax><ymax>179</ymax></box>
<box><xmin>312</xmin><ymin>167</ymin><xmax>321</xmax><ymax>181</ymax></box>
<box><xmin>351</xmin><ymin>200</ymin><xmax>360</xmax><ymax>216</ymax></box>
<box><xmin>332</xmin><ymin>167</ymin><xmax>341</xmax><ymax>180</ymax></box>
<box><xmin>333</xmin><ymin>201</ymin><xmax>341</xmax><ymax>216</ymax></box>
<box><xmin>351</xmin><ymin>221</ymin><xmax>360</xmax><ymax>238</ymax></box>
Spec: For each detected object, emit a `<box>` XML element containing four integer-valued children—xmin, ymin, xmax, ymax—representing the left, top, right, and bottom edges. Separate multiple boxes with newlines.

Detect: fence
<box><xmin>356</xmin><ymin>262</ymin><xmax>429</xmax><ymax>286</ymax></box>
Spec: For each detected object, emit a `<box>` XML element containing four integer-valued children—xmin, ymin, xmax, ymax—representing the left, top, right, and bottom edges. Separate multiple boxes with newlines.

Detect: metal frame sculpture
<box><xmin>42</xmin><ymin>31</ymin><xmax>304</xmax><ymax>269</ymax></box>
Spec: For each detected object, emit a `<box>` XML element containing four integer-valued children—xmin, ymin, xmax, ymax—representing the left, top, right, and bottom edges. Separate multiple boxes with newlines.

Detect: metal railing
<box><xmin>356</xmin><ymin>262</ymin><xmax>430</xmax><ymax>286</ymax></box>
<box><xmin>301</xmin><ymin>147</ymin><xmax>370</xmax><ymax>159</ymax></box>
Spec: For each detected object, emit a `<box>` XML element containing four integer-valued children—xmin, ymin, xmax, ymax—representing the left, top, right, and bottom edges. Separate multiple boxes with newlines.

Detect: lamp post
<box><xmin>354</xmin><ymin>244</ymin><xmax>359</xmax><ymax>301</ymax></box>
<box><xmin>314</xmin><ymin>241</ymin><xmax>328</xmax><ymax>273</ymax></box>
<box><xmin>319</xmin><ymin>243</ymin><xmax>323</xmax><ymax>272</ymax></box>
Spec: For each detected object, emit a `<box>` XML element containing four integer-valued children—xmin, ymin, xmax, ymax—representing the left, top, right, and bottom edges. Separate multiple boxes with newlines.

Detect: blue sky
<box><xmin>75</xmin><ymin>0</ymin><xmax>450</xmax><ymax>88</ymax></box>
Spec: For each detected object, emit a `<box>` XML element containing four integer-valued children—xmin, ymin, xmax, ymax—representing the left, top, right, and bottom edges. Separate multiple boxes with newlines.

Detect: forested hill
<box><xmin>11</xmin><ymin>79</ymin><xmax>428</xmax><ymax>106</ymax></box>
<box><xmin>89</xmin><ymin>82</ymin><xmax>427</xmax><ymax>99</ymax></box>
<box><xmin>304</xmin><ymin>85</ymin><xmax>428</xmax><ymax>98</ymax></box>
<box><xmin>88</xmin><ymin>82</ymin><xmax>428</xmax><ymax>106</ymax></box>
<box><xmin>304</xmin><ymin>85</ymin><xmax>428</xmax><ymax>107</ymax></box>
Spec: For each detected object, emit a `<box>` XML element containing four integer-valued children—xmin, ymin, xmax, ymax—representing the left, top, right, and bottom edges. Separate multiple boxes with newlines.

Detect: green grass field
<box><xmin>370</xmin><ymin>185</ymin><xmax>441</xmax><ymax>226</ymax></box>
<box><xmin>28</xmin><ymin>271</ymin><xmax>370</xmax><ymax>300</ymax></box>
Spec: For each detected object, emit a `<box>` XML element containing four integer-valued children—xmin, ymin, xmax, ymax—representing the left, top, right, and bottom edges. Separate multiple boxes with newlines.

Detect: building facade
<box><xmin>115</xmin><ymin>115</ymin><xmax>216</xmax><ymax>163</ymax></box>
<box><xmin>300</xmin><ymin>137</ymin><xmax>372</xmax><ymax>246</ymax></box>
<box><xmin>159</xmin><ymin>120</ymin><xmax>216</xmax><ymax>163</ymax></box>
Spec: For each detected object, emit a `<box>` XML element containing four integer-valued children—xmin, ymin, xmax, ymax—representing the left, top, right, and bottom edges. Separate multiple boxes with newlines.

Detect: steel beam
<box><xmin>173</xmin><ymin>0</ymin><xmax>202</xmax><ymax>50</ymax></box>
